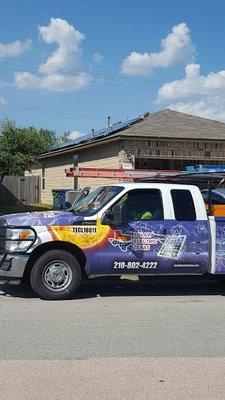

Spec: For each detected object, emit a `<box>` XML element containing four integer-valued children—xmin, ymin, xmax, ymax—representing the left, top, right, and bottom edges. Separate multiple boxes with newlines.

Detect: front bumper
<box><xmin>0</xmin><ymin>254</ymin><xmax>29</xmax><ymax>284</ymax></box>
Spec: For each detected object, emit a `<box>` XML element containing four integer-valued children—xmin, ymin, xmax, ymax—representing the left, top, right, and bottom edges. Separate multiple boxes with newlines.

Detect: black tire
<box><xmin>30</xmin><ymin>249</ymin><xmax>81</xmax><ymax>300</ymax></box>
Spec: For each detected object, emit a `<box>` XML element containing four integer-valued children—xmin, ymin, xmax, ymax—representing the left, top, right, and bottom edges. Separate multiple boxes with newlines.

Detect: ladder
<box><xmin>65</xmin><ymin>166</ymin><xmax>183</xmax><ymax>180</ymax></box>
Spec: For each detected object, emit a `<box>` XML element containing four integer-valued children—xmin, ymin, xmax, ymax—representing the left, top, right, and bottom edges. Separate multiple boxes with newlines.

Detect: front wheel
<box><xmin>30</xmin><ymin>249</ymin><xmax>81</xmax><ymax>300</ymax></box>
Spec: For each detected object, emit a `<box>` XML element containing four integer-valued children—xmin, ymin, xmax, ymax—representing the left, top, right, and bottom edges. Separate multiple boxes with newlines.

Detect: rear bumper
<box><xmin>0</xmin><ymin>254</ymin><xmax>29</xmax><ymax>284</ymax></box>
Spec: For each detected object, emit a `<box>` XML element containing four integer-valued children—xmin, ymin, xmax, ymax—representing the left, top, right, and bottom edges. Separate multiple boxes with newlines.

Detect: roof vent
<box><xmin>143</xmin><ymin>112</ymin><xmax>150</xmax><ymax>118</ymax></box>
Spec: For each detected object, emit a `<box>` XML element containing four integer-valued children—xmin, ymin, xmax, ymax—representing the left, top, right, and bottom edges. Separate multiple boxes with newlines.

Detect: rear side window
<box><xmin>171</xmin><ymin>189</ymin><xmax>196</xmax><ymax>221</ymax></box>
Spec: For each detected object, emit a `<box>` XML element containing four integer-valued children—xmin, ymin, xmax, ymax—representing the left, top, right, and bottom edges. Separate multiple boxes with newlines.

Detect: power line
<box><xmin>2</xmin><ymin>57</ymin><xmax>225</xmax><ymax>96</ymax></box>
<box><xmin>0</xmin><ymin>102</ymin><xmax>105</xmax><ymax>120</ymax></box>
<box><xmin>0</xmin><ymin>82</ymin><xmax>224</xmax><ymax>123</ymax></box>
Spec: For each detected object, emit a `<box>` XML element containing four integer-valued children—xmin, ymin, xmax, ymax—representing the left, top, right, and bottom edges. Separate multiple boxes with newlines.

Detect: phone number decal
<box><xmin>113</xmin><ymin>261</ymin><xmax>158</xmax><ymax>269</ymax></box>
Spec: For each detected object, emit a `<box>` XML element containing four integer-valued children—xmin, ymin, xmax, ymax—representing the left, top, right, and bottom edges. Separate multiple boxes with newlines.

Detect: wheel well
<box><xmin>23</xmin><ymin>241</ymin><xmax>87</xmax><ymax>280</ymax></box>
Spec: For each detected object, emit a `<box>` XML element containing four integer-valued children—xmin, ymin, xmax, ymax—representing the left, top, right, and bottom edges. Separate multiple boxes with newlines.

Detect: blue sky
<box><xmin>1</xmin><ymin>0</ymin><xmax>225</xmax><ymax>138</ymax></box>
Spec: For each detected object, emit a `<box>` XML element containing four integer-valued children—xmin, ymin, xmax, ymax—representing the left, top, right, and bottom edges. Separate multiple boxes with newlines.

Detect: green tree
<box><xmin>39</xmin><ymin>128</ymin><xmax>58</xmax><ymax>148</ymax></box>
<box><xmin>0</xmin><ymin>119</ymin><xmax>57</xmax><ymax>180</ymax></box>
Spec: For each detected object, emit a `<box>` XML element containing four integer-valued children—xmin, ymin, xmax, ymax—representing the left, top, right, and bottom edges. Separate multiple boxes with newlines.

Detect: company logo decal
<box><xmin>108</xmin><ymin>230</ymin><xmax>132</xmax><ymax>252</ymax></box>
<box><xmin>108</xmin><ymin>229</ymin><xmax>187</xmax><ymax>259</ymax></box>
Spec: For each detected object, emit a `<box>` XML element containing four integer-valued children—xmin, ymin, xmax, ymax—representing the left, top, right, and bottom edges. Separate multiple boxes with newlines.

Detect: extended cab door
<box><xmin>95</xmin><ymin>185</ymin><xmax>210</xmax><ymax>275</ymax></box>
<box><xmin>167</xmin><ymin>187</ymin><xmax>210</xmax><ymax>274</ymax></box>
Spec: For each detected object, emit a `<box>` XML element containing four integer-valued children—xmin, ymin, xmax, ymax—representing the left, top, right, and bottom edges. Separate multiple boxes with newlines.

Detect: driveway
<box><xmin>1</xmin><ymin>277</ymin><xmax>225</xmax><ymax>399</ymax></box>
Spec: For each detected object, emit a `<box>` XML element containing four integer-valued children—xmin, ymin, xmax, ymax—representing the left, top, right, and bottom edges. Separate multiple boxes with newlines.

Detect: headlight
<box><xmin>5</xmin><ymin>228</ymin><xmax>36</xmax><ymax>253</ymax></box>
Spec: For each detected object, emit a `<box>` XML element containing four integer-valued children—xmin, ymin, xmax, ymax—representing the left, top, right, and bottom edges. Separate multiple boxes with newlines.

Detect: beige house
<box><xmin>28</xmin><ymin>109</ymin><xmax>225</xmax><ymax>204</ymax></box>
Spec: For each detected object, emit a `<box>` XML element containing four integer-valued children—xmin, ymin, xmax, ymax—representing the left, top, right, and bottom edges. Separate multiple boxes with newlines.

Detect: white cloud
<box><xmin>93</xmin><ymin>52</ymin><xmax>104</xmax><ymax>63</ymax></box>
<box><xmin>38</xmin><ymin>18</ymin><xmax>84</xmax><ymax>74</ymax></box>
<box><xmin>121</xmin><ymin>23</ymin><xmax>195</xmax><ymax>76</ymax></box>
<box><xmin>67</xmin><ymin>130</ymin><xmax>83</xmax><ymax>140</ymax></box>
<box><xmin>0</xmin><ymin>39</ymin><xmax>31</xmax><ymax>59</ymax></box>
<box><xmin>157</xmin><ymin>63</ymin><xmax>225</xmax><ymax>122</ymax></box>
<box><xmin>168</xmin><ymin>101</ymin><xmax>225</xmax><ymax>122</ymax></box>
<box><xmin>158</xmin><ymin>63</ymin><xmax>225</xmax><ymax>102</ymax></box>
<box><xmin>15</xmin><ymin>71</ymin><xmax>92</xmax><ymax>91</ymax></box>
<box><xmin>15</xmin><ymin>18</ymin><xmax>92</xmax><ymax>91</ymax></box>
<box><xmin>0</xmin><ymin>97</ymin><xmax>8</xmax><ymax>106</ymax></box>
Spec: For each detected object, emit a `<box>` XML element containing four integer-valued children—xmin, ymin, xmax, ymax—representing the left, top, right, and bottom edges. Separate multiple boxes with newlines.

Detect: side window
<box><xmin>171</xmin><ymin>189</ymin><xmax>196</xmax><ymax>221</ymax></box>
<box><xmin>117</xmin><ymin>189</ymin><xmax>164</xmax><ymax>222</ymax></box>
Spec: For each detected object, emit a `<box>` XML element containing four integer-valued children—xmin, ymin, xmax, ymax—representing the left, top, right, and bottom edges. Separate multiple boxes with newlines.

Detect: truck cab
<box><xmin>93</xmin><ymin>183</ymin><xmax>209</xmax><ymax>275</ymax></box>
<box><xmin>0</xmin><ymin>183</ymin><xmax>217</xmax><ymax>300</ymax></box>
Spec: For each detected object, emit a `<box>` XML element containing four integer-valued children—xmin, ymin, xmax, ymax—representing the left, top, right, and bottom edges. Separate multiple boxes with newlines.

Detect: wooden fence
<box><xmin>0</xmin><ymin>176</ymin><xmax>40</xmax><ymax>205</ymax></box>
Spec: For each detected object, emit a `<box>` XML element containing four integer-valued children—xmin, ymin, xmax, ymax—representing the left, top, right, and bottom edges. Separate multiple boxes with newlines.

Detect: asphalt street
<box><xmin>1</xmin><ymin>277</ymin><xmax>225</xmax><ymax>399</ymax></box>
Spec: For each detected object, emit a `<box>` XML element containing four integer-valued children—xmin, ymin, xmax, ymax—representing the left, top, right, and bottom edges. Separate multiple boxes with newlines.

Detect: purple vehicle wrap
<box><xmin>0</xmin><ymin>211</ymin><xmax>83</xmax><ymax>227</ymax></box>
<box><xmin>215</xmin><ymin>218</ymin><xmax>225</xmax><ymax>274</ymax></box>
<box><xmin>95</xmin><ymin>219</ymin><xmax>210</xmax><ymax>275</ymax></box>
<box><xmin>2</xmin><ymin>210</ymin><xmax>225</xmax><ymax>277</ymax></box>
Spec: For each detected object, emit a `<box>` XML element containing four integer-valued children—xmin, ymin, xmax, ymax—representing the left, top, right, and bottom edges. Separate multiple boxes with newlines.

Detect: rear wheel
<box><xmin>30</xmin><ymin>249</ymin><xmax>81</xmax><ymax>300</ymax></box>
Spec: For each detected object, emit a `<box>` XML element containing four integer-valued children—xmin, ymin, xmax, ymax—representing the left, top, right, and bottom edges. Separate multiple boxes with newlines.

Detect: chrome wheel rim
<box><xmin>42</xmin><ymin>261</ymin><xmax>73</xmax><ymax>292</ymax></box>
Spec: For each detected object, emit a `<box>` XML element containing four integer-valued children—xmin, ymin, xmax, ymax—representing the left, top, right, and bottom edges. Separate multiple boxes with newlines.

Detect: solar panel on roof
<box><xmin>51</xmin><ymin>114</ymin><xmax>145</xmax><ymax>151</ymax></box>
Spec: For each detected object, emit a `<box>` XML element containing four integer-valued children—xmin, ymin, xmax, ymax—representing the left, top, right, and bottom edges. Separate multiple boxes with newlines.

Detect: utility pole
<box><xmin>73</xmin><ymin>154</ymin><xmax>78</xmax><ymax>189</ymax></box>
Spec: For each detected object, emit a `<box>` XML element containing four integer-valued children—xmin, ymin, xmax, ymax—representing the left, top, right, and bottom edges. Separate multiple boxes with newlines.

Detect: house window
<box><xmin>42</xmin><ymin>163</ymin><xmax>45</xmax><ymax>190</ymax></box>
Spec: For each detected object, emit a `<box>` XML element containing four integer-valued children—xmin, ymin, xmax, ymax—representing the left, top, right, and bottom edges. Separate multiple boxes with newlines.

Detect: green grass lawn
<box><xmin>0</xmin><ymin>203</ymin><xmax>52</xmax><ymax>216</ymax></box>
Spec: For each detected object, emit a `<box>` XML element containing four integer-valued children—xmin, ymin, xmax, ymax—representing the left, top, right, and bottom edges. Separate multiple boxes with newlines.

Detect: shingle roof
<box><xmin>118</xmin><ymin>109</ymin><xmax>225</xmax><ymax>140</ymax></box>
<box><xmin>42</xmin><ymin>109</ymin><xmax>225</xmax><ymax>157</ymax></box>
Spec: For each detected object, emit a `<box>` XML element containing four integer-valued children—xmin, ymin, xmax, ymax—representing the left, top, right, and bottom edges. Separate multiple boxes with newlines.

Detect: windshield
<box><xmin>71</xmin><ymin>186</ymin><xmax>124</xmax><ymax>216</ymax></box>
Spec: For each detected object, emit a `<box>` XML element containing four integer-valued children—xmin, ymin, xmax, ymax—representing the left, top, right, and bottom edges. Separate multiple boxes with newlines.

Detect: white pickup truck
<box><xmin>0</xmin><ymin>182</ymin><xmax>224</xmax><ymax>300</ymax></box>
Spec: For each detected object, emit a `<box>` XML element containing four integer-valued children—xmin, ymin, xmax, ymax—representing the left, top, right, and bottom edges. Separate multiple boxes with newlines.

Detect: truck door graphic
<box><xmin>95</xmin><ymin>187</ymin><xmax>209</xmax><ymax>275</ymax></box>
<box><xmin>157</xmin><ymin>235</ymin><xmax>186</xmax><ymax>259</ymax></box>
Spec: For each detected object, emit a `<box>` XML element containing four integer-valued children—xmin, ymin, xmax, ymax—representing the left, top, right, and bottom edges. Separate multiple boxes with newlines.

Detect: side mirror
<box><xmin>101</xmin><ymin>203</ymin><xmax>123</xmax><ymax>226</ymax></box>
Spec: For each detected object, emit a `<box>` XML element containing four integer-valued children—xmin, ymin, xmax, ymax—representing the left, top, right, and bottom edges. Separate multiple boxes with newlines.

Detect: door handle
<box><xmin>163</xmin><ymin>228</ymin><xmax>167</xmax><ymax>235</ymax></box>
